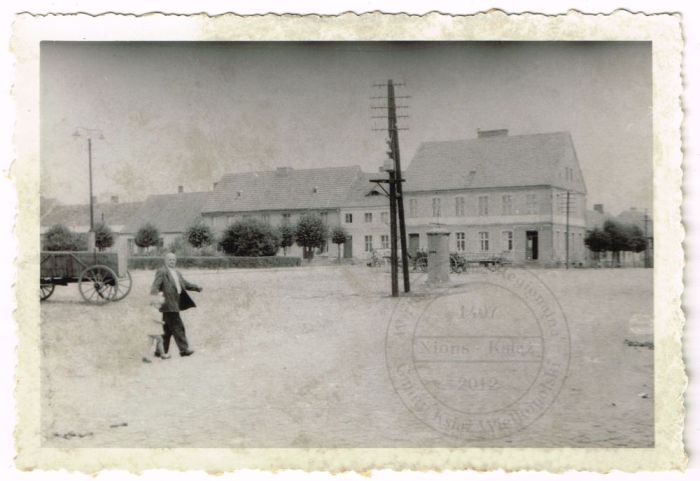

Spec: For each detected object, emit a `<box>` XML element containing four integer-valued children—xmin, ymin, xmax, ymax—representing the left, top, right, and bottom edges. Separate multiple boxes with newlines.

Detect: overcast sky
<box><xmin>41</xmin><ymin>41</ymin><xmax>651</xmax><ymax>215</ymax></box>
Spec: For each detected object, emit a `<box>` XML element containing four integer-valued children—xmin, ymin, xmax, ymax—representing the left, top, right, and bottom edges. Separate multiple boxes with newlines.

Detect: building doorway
<box><xmin>343</xmin><ymin>235</ymin><xmax>353</xmax><ymax>259</ymax></box>
<box><xmin>408</xmin><ymin>234</ymin><xmax>420</xmax><ymax>257</ymax></box>
<box><xmin>526</xmin><ymin>230</ymin><xmax>539</xmax><ymax>261</ymax></box>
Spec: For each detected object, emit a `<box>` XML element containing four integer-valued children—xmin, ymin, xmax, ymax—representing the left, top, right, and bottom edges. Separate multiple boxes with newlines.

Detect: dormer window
<box><xmin>313</xmin><ymin>186</ymin><xmax>318</xmax><ymax>194</ymax></box>
<box><xmin>236</xmin><ymin>191</ymin><xmax>241</xmax><ymax>198</ymax></box>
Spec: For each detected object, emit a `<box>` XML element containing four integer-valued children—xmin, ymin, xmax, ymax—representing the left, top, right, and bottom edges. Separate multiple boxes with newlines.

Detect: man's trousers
<box><xmin>162</xmin><ymin>312</ymin><xmax>190</xmax><ymax>354</ymax></box>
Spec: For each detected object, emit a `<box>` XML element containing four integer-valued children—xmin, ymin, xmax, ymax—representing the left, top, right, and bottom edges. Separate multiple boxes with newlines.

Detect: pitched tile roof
<box><xmin>40</xmin><ymin>200</ymin><xmax>143</xmax><ymax>232</ymax></box>
<box><xmin>342</xmin><ymin>171</ymin><xmax>391</xmax><ymax>208</ymax></box>
<box><xmin>122</xmin><ymin>191</ymin><xmax>209</xmax><ymax>234</ymax></box>
<box><xmin>203</xmin><ymin>165</ymin><xmax>365</xmax><ymax>214</ymax></box>
<box><xmin>403</xmin><ymin>131</ymin><xmax>587</xmax><ymax>194</ymax></box>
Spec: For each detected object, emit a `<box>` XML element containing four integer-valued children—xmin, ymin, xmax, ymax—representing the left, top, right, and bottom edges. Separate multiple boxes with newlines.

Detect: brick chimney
<box><xmin>477</xmin><ymin>129</ymin><xmax>509</xmax><ymax>139</ymax></box>
<box><xmin>593</xmin><ymin>204</ymin><xmax>604</xmax><ymax>214</ymax></box>
<box><xmin>178</xmin><ymin>185</ymin><xmax>184</xmax><ymax>193</ymax></box>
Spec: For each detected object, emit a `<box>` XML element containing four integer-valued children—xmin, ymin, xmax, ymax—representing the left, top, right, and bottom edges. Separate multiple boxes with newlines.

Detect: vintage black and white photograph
<box><xmin>36</xmin><ymin>39</ymin><xmax>658</xmax><ymax>450</ymax></box>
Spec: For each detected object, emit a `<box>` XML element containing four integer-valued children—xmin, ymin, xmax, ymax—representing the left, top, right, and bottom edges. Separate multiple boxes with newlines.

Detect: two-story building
<box><xmin>403</xmin><ymin>129</ymin><xmax>587</xmax><ymax>266</ymax></box>
<box><xmin>202</xmin><ymin>165</ymin><xmax>369</xmax><ymax>258</ymax></box>
<box><xmin>341</xmin><ymin>130</ymin><xmax>588</xmax><ymax>266</ymax></box>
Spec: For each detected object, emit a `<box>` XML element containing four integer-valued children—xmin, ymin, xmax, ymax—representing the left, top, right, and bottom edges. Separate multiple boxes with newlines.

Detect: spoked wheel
<box><xmin>112</xmin><ymin>271</ymin><xmax>132</xmax><ymax>302</ymax></box>
<box><xmin>78</xmin><ymin>265</ymin><xmax>118</xmax><ymax>305</ymax></box>
<box><xmin>40</xmin><ymin>283</ymin><xmax>55</xmax><ymax>301</ymax></box>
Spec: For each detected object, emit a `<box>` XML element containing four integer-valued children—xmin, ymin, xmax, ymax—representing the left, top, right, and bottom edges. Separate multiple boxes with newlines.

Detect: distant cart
<box><xmin>40</xmin><ymin>250</ymin><xmax>132</xmax><ymax>304</ymax></box>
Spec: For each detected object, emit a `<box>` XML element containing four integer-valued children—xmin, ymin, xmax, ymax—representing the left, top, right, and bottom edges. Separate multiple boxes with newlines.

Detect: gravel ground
<box><xmin>40</xmin><ymin>265</ymin><xmax>653</xmax><ymax>448</ymax></box>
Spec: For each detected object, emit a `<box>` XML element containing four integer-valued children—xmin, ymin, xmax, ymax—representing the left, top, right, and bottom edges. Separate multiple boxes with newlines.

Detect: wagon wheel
<box><xmin>78</xmin><ymin>265</ymin><xmax>118</xmax><ymax>305</ymax></box>
<box><xmin>40</xmin><ymin>283</ymin><xmax>55</xmax><ymax>301</ymax></box>
<box><xmin>112</xmin><ymin>271</ymin><xmax>133</xmax><ymax>302</ymax></box>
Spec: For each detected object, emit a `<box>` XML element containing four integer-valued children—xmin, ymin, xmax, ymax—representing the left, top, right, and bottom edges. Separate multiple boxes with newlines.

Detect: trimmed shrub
<box><xmin>94</xmin><ymin>222</ymin><xmax>115</xmax><ymax>251</ymax></box>
<box><xmin>277</xmin><ymin>224</ymin><xmax>295</xmax><ymax>256</ymax></box>
<box><xmin>128</xmin><ymin>255</ymin><xmax>301</xmax><ymax>270</ymax></box>
<box><xmin>295</xmin><ymin>213</ymin><xmax>328</xmax><ymax>260</ymax></box>
<box><xmin>44</xmin><ymin>224</ymin><xmax>82</xmax><ymax>251</ymax></box>
<box><xmin>219</xmin><ymin>219</ymin><xmax>281</xmax><ymax>256</ymax></box>
<box><xmin>186</xmin><ymin>219</ymin><xmax>215</xmax><ymax>249</ymax></box>
<box><xmin>135</xmin><ymin>223</ymin><xmax>161</xmax><ymax>250</ymax></box>
<box><xmin>331</xmin><ymin>226</ymin><xmax>348</xmax><ymax>260</ymax></box>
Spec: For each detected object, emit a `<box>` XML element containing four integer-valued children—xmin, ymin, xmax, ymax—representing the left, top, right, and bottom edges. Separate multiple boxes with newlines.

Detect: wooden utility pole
<box><xmin>388</xmin><ymin>169</ymin><xmax>399</xmax><ymax>297</ymax></box>
<box><xmin>386</xmin><ymin>80</ymin><xmax>410</xmax><ymax>293</ymax></box>
<box><xmin>370</xmin><ymin>79</ymin><xmax>411</xmax><ymax>296</ymax></box>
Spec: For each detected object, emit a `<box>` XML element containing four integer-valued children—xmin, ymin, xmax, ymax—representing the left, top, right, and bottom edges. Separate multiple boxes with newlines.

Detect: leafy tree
<box><xmin>94</xmin><ymin>222</ymin><xmax>115</xmax><ymax>251</ymax></box>
<box><xmin>294</xmin><ymin>213</ymin><xmax>328</xmax><ymax>260</ymax></box>
<box><xmin>626</xmin><ymin>224</ymin><xmax>648</xmax><ymax>253</ymax></box>
<box><xmin>44</xmin><ymin>224</ymin><xmax>81</xmax><ymax>251</ymax></box>
<box><xmin>330</xmin><ymin>226</ymin><xmax>348</xmax><ymax>260</ymax></box>
<box><xmin>277</xmin><ymin>224</ymin><xmax>295</xmax><ymax>256</ymax></box>
<box><xmin>585</xmin><ymin>220</ymin><xmax>649</xmax><ymax>266</ymax></box>
<box><xmin>186</xmin><ymin>219</ymin><xmax>214</xmax><ymax>249</ymax></box>
<box><xmin>219</xmin><ymin>219</ymin><xmax>281</xmax><ymax>256</ymax></box>
<box><xmin>134</xmin><ymin>223</ymin><xmax>161</xmax><ymax>251</ymax></box>
<box><xmin>584</xmin><ymin>228</ymin><xmax>610</xmax><ymax>253</ymax></box>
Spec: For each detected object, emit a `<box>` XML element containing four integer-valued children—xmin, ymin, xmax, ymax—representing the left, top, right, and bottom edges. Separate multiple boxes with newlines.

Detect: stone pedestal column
<box><xmin>427</xmin><ymin>226</ymin><xmax>450</xmax><ymax>285</ymax></box>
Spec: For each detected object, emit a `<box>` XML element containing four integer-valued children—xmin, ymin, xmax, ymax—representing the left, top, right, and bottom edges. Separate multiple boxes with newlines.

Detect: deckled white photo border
<box><xmin>10</xmin><ymin>11</ymin><xmax>685</xmax><ymax>472</ymax></box>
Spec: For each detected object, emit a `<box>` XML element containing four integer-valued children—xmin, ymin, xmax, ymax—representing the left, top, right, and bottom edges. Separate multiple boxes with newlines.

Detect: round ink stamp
<box><xmin>385</xmin><ymin>266</ymin><xmax>570</xmax><ymax>441</ymax></box>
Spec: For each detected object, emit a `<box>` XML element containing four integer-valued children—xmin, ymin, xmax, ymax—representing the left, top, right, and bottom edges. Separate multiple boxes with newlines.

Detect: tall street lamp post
<box><xmin>72</xmin><ymin>127</ymin><xmax>105</xmax><ymax>252</ymax></box>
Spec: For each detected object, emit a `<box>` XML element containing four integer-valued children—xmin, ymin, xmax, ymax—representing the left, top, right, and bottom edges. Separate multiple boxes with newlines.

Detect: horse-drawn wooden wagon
<box><xmin>40</xmin><ymin>249</ymin><xmax>132</xmax><ymax>304</ymax></box>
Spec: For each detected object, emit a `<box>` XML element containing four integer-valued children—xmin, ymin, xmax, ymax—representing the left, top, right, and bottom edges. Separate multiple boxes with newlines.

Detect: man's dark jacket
<box><xmin>150</xmin><ymin>266</ymin><xmax>202</xmax><ymax>312</ymax></box>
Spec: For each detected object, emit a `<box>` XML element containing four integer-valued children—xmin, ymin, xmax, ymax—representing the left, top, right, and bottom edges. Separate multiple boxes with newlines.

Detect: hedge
<box><xmin>128</xmin><ymin>256</ymin><xmax>301</xmax><ymax>270</ymax></box>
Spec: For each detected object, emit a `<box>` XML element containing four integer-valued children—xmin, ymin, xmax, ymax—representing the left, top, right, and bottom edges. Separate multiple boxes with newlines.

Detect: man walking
<box><xmin>150</xmin><ymin>253</ymin><xmax>203</xmax><ymax>357</ymax></box>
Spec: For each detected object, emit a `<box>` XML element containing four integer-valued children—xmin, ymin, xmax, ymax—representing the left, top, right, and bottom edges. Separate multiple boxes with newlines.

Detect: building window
<box><xmin>381</xmin><ymin>211</ymin><xmax>389</xmax><ymax>224</ymax></box>
<box><xmin>455</xmin><ymin>196</ymin><xmax>465</xmax><ymax>216</ymax></box>
<box><xmin>456</xmin><ymin>232</ymin><xmax>466</xmax><ymax>252</ymax></box>
<box><xmin>502</xmin><ymin>231</ymin><xmax>513</xmax><ymax>251</ymax></box>
<box><xmin>502</xmin><ymin>195</ymin><xmax>513</xmax><ymax>215</ymax></box>
<box><xmin>432</xmin><ymin>197</ymin><xmax>441</xmax><ymax>217</ymax></box>
<box><xmin>526</xmin><ymin>193</ymin><xmax>538</xmax><ymax>214</ymax></box>
<box><xmin>409</xmin><ymin>198</ymin><xmax>418</xmax><ymax>217</ymax></box>
<box><xmin>478</xmin><ymin>195</ymin><xmax>489</xmax><ymax>216</ymax></box>
<box><xmin>364</xmin><ymin>212</ymin><xmax>373</xmax><ymax>223</ymax></box>
<box><xmin>227</xmin><ymin>215</ymin><xmax>236</xmax><ymax>225</ymax></box>
<box><xmin>381</xmin><ymin>235</ymin><xmax>390</xmax><ymax>249</ymax></box>
<box><xmin>282</xmin><ymin>213</ymin><xmax>291</xmax><ymax>226</ymax></box>
<box><xmin>261</xmin><ymin>213</ymin><xmax>270</xmax><ymax>224</ymax></box>
<box><xmin>345</xmin><ymin>213</ymin><xmax>353</xmax><ymax>223</ymax></box>
<box><xmin>320</xmin><ymin>211</ymin><xmax>328</xmax><ymax>224</ymax></box>
<box><xmin>364</xmin><ymin>235</ymin><xmax>373</xmax><ymax>252</ymax></box>
<box><xmin>479</xmin><ymin>232</ymin><xmax>489</xmax><ymax>251</ymax></box>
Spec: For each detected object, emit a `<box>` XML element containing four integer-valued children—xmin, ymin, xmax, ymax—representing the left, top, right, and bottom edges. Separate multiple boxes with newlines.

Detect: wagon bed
<box><xmin>40</xmin><ymin>250</ymin><xmax>132</xmax><ymax>304</ymax></box>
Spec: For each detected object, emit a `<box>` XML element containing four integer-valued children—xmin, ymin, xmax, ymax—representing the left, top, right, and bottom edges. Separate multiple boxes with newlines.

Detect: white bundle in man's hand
<box><xmin>149</xmin><ymin>292</ymin><xmax>164</xmax><ymax>309</ymax></box>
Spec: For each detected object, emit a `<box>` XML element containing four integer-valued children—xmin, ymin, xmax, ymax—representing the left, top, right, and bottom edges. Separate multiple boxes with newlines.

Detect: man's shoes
<box><xmin>180</xmin><ymin>350</ymin><xmax>195</xmax><ymax>357</ymax></box>
<box><xmin>160</xmin><ymin>353</ymin><xmax>171</xmax><ymax>359</ymax></box>
<box><xmin>154</xmin><ymin>352</ymin><xmax>161</xmax><ymax>358</ymax></box>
